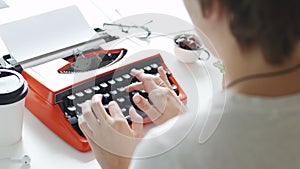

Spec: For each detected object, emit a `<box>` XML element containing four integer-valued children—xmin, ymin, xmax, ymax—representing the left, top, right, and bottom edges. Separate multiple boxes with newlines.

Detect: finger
<box><xmin>125</xmin><ymin>82</ymin><xmax>144</xmax><ymax>92</ymax></box>
<box><xmin>130</xmin><ymin>69</ymin><xmax>169</xmax><ymax>94</ymax></box>
<box><xmin>132</xmin><ymin>93</ymin><xmax>151</xmax><ymax>112</ymax></box>
<box><xmin>108</xmin><ymin>101</ymin><xmax>125</xmax><ymax>119</ymax></box>
<box><xmin>78</xmin><ymin>116</ymin><xmax>93</xmax><ymax>137</ymax></box>
<box><xmin>81</xmin><ymin>101</ymin><xmax>99</xmax><ymax>129</ymax></box>
<box><xmin>132</xmin><ymin>94</ymin><xmax>161</xmax><ymax>121</ymax></box>
<box><xmin>153</xmin><ymin>76</ymin><xmax>168</xmax><ymax>88</ymax></box>
<box><xmin>158</xmin><ymin>66</ymin><xmax>168</xmax><ymax>82</ymax></box>
<box><xmin>91</xmin><ymin>94</ymin><xmax>110</xmax><ymax>121</ymax></box>
<box><xmin>129</xmin><ymin>107</ymin><xmax>143</xmax><ymax>137</ymax></box>
<box><xmin>131</xmin><ymin>69</ymin><xmax>157</xmax><ymax>91</ymax></box>
<box><xmin>149</xmin><ymin>88</ymin><xmax>168</xmax><ymax>113</ymax></box>
<box><xmin>158</xmin><ymin>66</ymin><xmax>172</xmax><ymax>90</ymax></box>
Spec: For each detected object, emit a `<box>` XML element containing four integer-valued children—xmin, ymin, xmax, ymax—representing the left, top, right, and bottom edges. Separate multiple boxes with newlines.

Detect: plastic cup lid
<box><xmin>0</xmin><ymin>69</ymin><xmax>28</xmax><ymax>105</ymax></box>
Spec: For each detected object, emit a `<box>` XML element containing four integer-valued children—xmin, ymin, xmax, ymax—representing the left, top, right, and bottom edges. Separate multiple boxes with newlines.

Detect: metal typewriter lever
<box><xmin>0</xmin><ymin>55</ymin><xmax>23</xmax><ymax>73</ymax></box>
<box><xmin>58</xmin><ymin>48</ymin><xmax>127</xmax><ymax>73</ymax></box>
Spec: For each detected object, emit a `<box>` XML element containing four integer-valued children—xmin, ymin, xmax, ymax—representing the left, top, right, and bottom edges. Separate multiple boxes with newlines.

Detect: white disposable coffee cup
<box><xmin>174</xmin><ymin>34</ymin><xmax>210</xmax><ymax>64</ymax></box>
<box><xmin>0</xmin><ymin>69</ymin><xmax>28</xmax><ymax>146</ymax></box>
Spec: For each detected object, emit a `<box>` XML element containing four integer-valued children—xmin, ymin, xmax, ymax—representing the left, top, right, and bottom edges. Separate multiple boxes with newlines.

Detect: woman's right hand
<box><xmin>125</xmin><ymin>66</ymin><xmax>185</xmax><ymax>125</ymax></box>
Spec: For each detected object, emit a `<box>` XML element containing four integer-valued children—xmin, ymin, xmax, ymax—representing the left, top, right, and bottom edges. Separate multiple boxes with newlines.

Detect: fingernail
<box><xmin>133</xmin><ymin>94</ymin><xmax>141</xmax><ymax>103</ymax></box>
<box><xmin>124</xmin><ymin>86</ymin><xmax>129</xmax><ymax>92</ymax></box>
<box><xmin>95</xmin><ymin>94</ymin><xmax>102</xmax><ymax>100</ymax></box>
<box><xmin>108</xmin><ymin>101</ymin><xmax>117</xmax><ymax>111</ymax></box>
<box><xmin>129</xmin><ymin>106</ymin><xmax>141</xmax><ymax>118</ymax></box>
<box><xmin>129</xmin><ymin>106</ymin><xmax>136</xmax><ymax>114</ymax></box>
<box><xmin>131</xmin><ymin>68</ymin><xmax>138</xmax><ymax>75</ymax></box>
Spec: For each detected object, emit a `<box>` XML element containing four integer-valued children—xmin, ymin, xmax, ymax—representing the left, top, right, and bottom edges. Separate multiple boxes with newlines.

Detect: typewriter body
<box><xmin>13</xmin><ymin>37</ymin><xmax>187</xmax><ymax>152</ymax></box>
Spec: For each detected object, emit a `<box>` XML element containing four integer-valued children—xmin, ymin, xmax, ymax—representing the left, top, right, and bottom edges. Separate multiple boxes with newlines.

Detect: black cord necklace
<box><xmin>226</xmin><ymin>63</ymin><xmax>300</xmax><ymax>88</ymax></box>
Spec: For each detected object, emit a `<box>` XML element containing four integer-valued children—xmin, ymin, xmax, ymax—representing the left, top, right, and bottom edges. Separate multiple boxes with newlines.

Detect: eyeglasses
<box><xmin>103</xmin><ymin>20</ymin><xmax>153</xmax><ymax>40</ymax></box>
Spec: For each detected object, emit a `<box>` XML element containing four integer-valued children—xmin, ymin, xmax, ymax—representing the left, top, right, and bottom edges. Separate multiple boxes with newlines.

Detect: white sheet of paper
<box><xmin>0</xmin><ymin>5</ymin><xmax>96</xmax><ymax>65</ymax></box>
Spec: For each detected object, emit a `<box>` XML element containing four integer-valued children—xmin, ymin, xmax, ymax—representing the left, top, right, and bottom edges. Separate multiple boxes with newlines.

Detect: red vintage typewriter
<box><xmin>2</xmin><ymin>36</ymin><xmax>186</xmax><ymax>152</ymax></box>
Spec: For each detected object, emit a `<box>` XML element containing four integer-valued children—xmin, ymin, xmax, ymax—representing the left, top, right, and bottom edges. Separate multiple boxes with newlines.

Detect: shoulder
<box><xmin>130</xmin><ymin>91</ymin><xmax>300</xmax><ymax>168</ymax></box>
<box><xmin>129</xmin><ymin>93</ymin><xmax>227</xmax><ymax>168</ymax></box>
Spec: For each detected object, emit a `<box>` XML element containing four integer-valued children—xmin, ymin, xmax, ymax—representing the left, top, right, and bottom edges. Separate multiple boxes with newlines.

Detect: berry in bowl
<box><xmin>174</xmin><ymin>34</ymin><xmax>210</xmax><ymax>63</ymax></box>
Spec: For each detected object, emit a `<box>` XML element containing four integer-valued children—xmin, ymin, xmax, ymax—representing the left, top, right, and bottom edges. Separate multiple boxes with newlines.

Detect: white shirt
<box><xmin>129</xmin><ymin>91</ymin><xmax>300</xmax><ymax>169</ymax></box>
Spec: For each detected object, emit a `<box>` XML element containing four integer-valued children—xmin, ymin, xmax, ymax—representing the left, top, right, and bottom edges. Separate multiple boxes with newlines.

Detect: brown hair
<box><xmin>199</xmin><ymin>0</ymin><xmax>300</xmax><ymax>65</ymax></box>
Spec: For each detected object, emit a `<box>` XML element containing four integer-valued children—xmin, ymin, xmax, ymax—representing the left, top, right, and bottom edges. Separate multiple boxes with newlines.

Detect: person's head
<box><xmin>183</xmin><ymin>0</ymin><xmax>300</xmax><ymax>66</ymax></box>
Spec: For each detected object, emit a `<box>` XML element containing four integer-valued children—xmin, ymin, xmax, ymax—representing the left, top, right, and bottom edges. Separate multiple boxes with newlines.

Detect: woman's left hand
<box><xmin>78</xmin><ymin>94</ymin><xmax>144</xmax><ymax>169</ymax></box>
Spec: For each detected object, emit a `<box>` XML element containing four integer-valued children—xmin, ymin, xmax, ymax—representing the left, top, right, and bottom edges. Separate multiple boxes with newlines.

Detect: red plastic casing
<box><xmin>22</xmin><ymin>53</ymin><xmax>187</xmax><ymax>152</ymax></box>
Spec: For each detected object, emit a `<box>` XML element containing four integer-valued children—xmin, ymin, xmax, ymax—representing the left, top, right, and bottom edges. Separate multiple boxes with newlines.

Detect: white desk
<box><xmin>0</xmin><ymin>1</ymin><xmax>223</xmax><ymax>169</ymax></box>
<box><xmin>0</xmin><ymin>37</ymin><xmax>223</xmax><ymax>169</ymax></box>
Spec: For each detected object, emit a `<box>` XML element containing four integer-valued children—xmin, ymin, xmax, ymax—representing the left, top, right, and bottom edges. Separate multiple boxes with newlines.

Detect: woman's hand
<box><xmin>125</xmin><ymin>66</ymin><xmax>185</xmax><ymax>125</ymax></box>
<box><xmin>78</xmin><ymin>95</ymin><xmax>143</xmax><ymax>169</ymax></box>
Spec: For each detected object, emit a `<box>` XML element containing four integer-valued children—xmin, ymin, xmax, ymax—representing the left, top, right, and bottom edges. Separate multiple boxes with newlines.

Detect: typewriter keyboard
<box><xmin>56</xmin><ymin>54</ymin><xmax>186</xmax><ymax>137</ymax></box>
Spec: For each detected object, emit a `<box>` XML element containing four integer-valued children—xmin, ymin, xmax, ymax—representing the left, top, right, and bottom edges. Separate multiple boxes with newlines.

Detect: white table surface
<box><xmin>0</xmin><ymin>1</ymin><xmax>223</xmax><ymax>168</ymax></box>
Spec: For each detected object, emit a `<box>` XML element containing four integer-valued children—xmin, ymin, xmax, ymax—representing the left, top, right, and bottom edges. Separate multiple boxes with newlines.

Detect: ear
<box><xmin>204</xmin><ymin>0</ymin><xmax>225</xmax><ymax>20</ymax></box>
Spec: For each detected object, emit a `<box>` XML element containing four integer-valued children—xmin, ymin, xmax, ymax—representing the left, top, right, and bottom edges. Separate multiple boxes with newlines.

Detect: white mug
<box><xmin>0</xmin><ymin>69</ymin><xmax>28</xmax><ymax>146</ymax></box>
<box><xmin>174</xmin><ymin>34</ymin><xmax>210</xmax><ymax>64</ymax></box>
